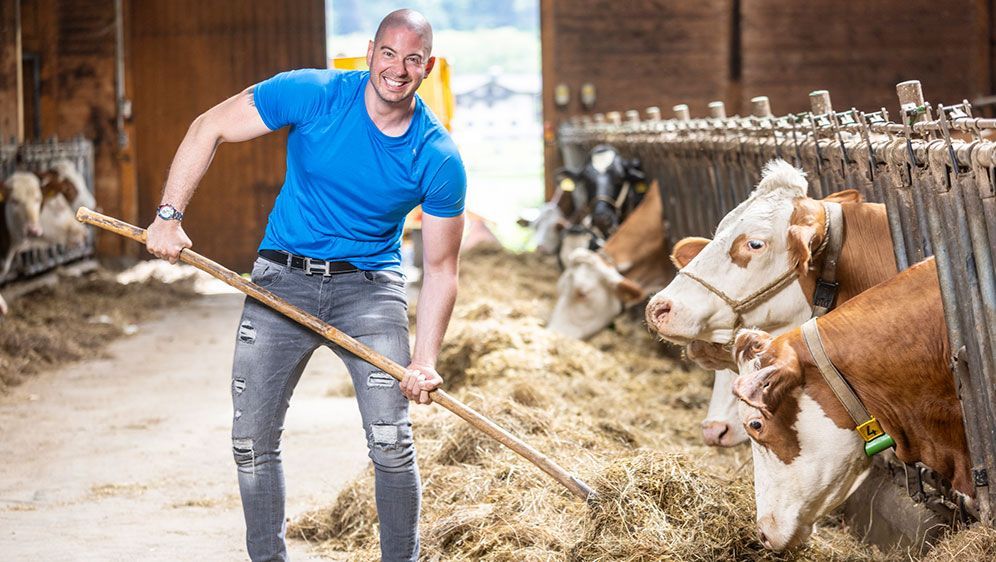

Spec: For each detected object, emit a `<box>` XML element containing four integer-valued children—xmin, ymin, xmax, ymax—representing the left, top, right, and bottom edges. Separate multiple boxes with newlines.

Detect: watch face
<box><xmin>158</xmin><ymin>206</ymin><xmax>175</xmax><ymax>219</ymax></box>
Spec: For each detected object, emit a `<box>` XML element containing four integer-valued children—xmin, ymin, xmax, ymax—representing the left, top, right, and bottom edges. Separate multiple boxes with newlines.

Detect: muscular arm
<box><xmin>401</xmin><ymin>212</ymin><xmax>464</xmax><ymax>404</ymax></box>
<box><xmin>146</xmin><ymin>87</ymin><xmax>272</xmax><ymax>262</ymax></box>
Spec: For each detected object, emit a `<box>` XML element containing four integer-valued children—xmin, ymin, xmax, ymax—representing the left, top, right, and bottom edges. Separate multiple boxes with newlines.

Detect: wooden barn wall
<box><xmin>20</xmin><ymin>0</ymin><xmax>123</xmax><ymax>256</ymax></box>
<box><xmin>0</xmin><ymin>0</ymin><xmax>22</xmax><ymax>142</ymax></box>
<box><xmin>129</xmin><ymin>0</ymin><xmax>326</xmax><ymax>271</ymax></box>
<box><xmin>544</xmin><ymin>1</ymin><xmax>993</xmax><ymax>190</ymax></box>
<box><xmin>740</xmin><ymin>0</ymin><xmax>990</xmax><ymax>115</ymax></box>
<box><xmin>540</xmin><ymin>0</ymin><xmax>734</xmax><ymax>196</ymax></box>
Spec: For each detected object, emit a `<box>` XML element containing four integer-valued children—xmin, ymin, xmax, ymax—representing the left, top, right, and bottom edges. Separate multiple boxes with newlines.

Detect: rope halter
<box><xmin>676</xmin><ymin>201</ymin><xmax>836</xmax><ymax>342</ymax></box>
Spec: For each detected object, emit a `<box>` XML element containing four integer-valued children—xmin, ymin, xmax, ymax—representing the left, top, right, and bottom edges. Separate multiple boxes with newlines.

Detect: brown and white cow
<box><xmin>39</xmin><ymin>158</ymin><xmax>95</xmax><ymax>212</ymax></box>
<box><xmin>547</xmin><ymin>182</ymin><xmax>673</xmax><ymax>339</ymax></box>
<box><xmin>646</xmin><ymin>159</ymin><xmax>894</xmax><ymax>347</ymax></box>
<box><xmin>645</xmin><ymin>159</ymin><xmax>897</xmax><ymax>446</ymax></box>
<box><xmin>732</xmin><ymin>258</ymin><xmax>971</xmax><ymax>551</ymax></box>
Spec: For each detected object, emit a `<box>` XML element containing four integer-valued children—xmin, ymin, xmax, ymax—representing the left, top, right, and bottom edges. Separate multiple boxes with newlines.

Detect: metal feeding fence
<box><xmin>0</xmin><ymin>136</ymin><xmax>96</xmax><ymax>284</ymax></box>
<box><xmin>558</xmin><ymin>80</ymin><xmax>996</xmax><ymax>525</ymax></box>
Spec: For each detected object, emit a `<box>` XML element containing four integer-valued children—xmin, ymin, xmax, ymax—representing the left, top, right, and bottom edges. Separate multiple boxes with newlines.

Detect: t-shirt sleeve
<box><xmin>421</xmin><ymin>154</ymin><xmax>467</xmax><ymax>218</ymax></box>
<box><xmin>253</xmin><ymin>69</ymin><xmax>335</xmax><ymax>131</ymax></box>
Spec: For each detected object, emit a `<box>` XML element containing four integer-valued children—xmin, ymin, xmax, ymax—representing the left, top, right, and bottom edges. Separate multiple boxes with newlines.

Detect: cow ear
<box><xmin>670</xmin><ymin>236</ymin><xmax>711</xmax><ymax>269</ymax></box>
<box><xmin>786</xmin><ymin>198</ymin><xmax>825</xmax><ymax>276</ymax></box>
<box><xmin>732</xmin><ymin>335</ymin><xmax>801</xmax><ymax>412</ymax></box>
<box><xmin>733</xmin><ymin>328</ymin><xmax>773</xmax><ymax>366</ymax></box>
<box><xmin>615</xmin><ymin>276</ymin><xmax>644</xmax><ymax>305</ymax></box>
<box><xmin>37</xmin><ymin>170</ymin><xmax>57</xmax><ymax>187</ymax></box>
<box><xmin>822</xmin><ymin>189</ymin><xmax>862</xmax><ymax>204</ymax></box>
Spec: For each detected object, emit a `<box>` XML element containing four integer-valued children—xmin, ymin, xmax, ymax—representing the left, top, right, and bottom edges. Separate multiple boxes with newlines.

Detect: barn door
<box><xmin>129</xmin><ymin>0</ymin><xmax>325</xmax><ymax>270</ymax></box>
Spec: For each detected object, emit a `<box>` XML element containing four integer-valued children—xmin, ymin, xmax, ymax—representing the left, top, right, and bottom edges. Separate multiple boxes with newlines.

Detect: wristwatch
<box><xmin>156</xmin><ymin>204</ymin><xmax>184</xmax><ymax>221</ymax></box>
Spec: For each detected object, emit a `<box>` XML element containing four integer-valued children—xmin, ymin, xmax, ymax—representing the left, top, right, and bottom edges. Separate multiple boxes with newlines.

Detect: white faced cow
<box><xmin>645</xmin><ymin>159</ymin><xmax>896</xmax><ymax>447</ymax></box>
<box><xmin>1</xmin><ymin>172</ymin><xmax>46</xmax><ymax>278</ymax></box>
<box><xmin>731</xmin><ymin>258</ymin><xmax>972</xmax><ymax>551</ymax></box>
<box><xmin>547</xmin><ymin>182</ymin><xmax>671</xmax><ymax>339</ymax></box>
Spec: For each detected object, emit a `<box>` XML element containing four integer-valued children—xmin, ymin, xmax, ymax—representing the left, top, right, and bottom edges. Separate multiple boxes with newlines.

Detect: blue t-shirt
<box><xmin>253</xmin><ymin>69</ymin><xmax>466</xmax><ymax>271</ymax></box>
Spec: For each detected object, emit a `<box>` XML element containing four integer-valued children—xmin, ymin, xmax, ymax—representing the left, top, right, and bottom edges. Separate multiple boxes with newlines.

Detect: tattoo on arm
<box><xmin>247</xmin><ymin>89</ymin><xmax>255</xmax><ymax>108</ymax></box>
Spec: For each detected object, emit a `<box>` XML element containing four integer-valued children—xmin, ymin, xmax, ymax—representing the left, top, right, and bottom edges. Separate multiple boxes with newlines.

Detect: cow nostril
<box><xmin>759</xmin><ymin>530</ymin><xmax>771</xmax><ymax>549</ymax></box>
<box><xmin>652</xmin><ymin>300</ymin><xmax>672</xmax><ymax>324</ymax></box>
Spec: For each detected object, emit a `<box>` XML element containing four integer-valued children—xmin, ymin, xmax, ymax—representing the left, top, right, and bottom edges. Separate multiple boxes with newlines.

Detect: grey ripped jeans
<box><xmin>231</xmin><ymin>256</ymin><xmax>419</xmax><ymax>562</ymax></box>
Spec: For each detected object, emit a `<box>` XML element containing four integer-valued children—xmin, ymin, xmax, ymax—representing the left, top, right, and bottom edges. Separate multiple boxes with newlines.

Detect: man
<box><xmin>145</xmin><ymin>9</ymin><xmax>464</xmax><ymax>562</ymax></box>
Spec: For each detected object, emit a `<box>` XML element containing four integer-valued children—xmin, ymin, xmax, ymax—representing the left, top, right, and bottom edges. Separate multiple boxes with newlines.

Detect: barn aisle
<box><xmin>0</xmin><ymin>291</ymin><xmax>367</xmax><ymax>561</ymax></box>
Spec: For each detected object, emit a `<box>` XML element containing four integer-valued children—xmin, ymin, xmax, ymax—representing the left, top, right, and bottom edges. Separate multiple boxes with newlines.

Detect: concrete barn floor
<box><xmin>0</xmin><ymin>291</ymin><xmax>371</xmax><ymax>561</ymax></box>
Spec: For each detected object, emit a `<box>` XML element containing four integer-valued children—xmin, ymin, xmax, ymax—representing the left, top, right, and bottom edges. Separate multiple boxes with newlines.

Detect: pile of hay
<box><xmin>288</xmin><ymin>247</ymin><xmax>906</xmax><ymax>560</ymax></box>
<box><xmin>923</xmin><ymin>524</ymin><xmax>996</xmax><ymax>561</ymax></box>
<box><xmin>0</xmin><ymin>270</ymin><xmax>196</xmax><ymax>391</ymax></box>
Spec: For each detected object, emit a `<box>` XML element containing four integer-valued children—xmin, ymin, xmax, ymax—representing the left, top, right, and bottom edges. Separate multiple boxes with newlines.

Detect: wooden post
<box><xmin>0</xmin><ymin>0</ymin><xmax>23</xmax><ymax>141</ymax></box>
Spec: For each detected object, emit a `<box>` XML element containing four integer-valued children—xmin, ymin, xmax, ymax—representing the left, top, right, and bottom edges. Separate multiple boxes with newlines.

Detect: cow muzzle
<box><xmin>757</xmin><ymin>514</ymin><xmax>811</xmax><ymax>552</ymax></box>
<box><xmin>701</xmin><ymin>421</ymin><xmax>733</xmax><ymax>447</ymax></box>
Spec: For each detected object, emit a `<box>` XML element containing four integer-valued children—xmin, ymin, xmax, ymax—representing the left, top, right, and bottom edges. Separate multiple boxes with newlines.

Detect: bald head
<box><xmin>374</xmin><ymin>9</ymin><xmax>433</xmax><ymax>56</ymax></box>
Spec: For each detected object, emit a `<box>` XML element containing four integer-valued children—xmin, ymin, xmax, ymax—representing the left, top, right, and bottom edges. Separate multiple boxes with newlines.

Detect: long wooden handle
<box><xmin>77</xmin><ymin>207</ymin><xmax>594</xmax><ymax>501</ymax></box>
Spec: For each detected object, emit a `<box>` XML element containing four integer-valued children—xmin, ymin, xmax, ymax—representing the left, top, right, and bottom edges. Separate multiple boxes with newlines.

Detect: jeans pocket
<box><xmin>362</xmin><ymin>270</ymin><xmax>406</xmax><ymax>287</ymax></box>
<box><xmin>251</xmin><ymin>258</ymin><xmax>285</xmax><ymax>289</ymax></box>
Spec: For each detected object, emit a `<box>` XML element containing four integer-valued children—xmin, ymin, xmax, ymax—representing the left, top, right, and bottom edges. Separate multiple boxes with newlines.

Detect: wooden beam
<box><xmin>0</xmin><ymin>0</ymin><xmax>22</xmax><ymax>142</ymax></box>
<box><xmin>540</xmin><ymin>0</ymin><xmax>558</xmax><ymax>201</ymax></box>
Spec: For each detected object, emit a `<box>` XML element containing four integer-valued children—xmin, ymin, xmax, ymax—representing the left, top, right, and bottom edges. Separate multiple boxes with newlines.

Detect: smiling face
<box><xmin>366</xmin><ymin>25</ymin><xmax>434</xmax><ymax>107</ymax></box>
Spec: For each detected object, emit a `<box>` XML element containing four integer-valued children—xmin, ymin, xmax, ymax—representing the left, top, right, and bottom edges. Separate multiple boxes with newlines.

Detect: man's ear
<box><xmin>424</xmin><ymin>56</ymin><xmax>436</xmax><ymax>77</ymax></box>
<box><xmin>366</xmin><ymin>40</ymin><xmax>374</xmax><ymax>68</ymax></box>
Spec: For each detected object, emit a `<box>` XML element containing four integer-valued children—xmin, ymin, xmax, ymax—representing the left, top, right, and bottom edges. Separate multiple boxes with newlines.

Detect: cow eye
<box><xmin>748</xmin><ymin>419</ymin><xmax>762</xmax><ymax>431</ymax></box>
<box><xmin>747</xmin><ymin>239</ymin><xmax>765</xmax><ymax>251</ymax></box>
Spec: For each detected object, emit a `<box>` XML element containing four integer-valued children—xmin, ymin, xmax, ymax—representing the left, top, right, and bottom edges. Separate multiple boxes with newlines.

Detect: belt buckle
<box><xmin>304</xmin><ymin>257</ymin><xmax>331</xmax><ymax>276</ymax></box>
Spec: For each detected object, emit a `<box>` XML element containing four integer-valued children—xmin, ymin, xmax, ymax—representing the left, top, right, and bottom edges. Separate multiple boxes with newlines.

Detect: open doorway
<box><xmin>326</xmin><ymin>1</ymin><xmax>543</xmax><ymax>250</ymax></box>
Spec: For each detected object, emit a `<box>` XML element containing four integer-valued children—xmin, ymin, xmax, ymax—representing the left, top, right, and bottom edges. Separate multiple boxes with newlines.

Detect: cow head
<box><xmin>646</xmin><ymin>160</ymin><xmax>849</xmax><ymax>345</ymax></box>
<box><xmin>733</xmin><ymin>328</ymin><xmax>870</xmax><ymax>552</ymax></box>
<box><xmin>530</xmin><ymin>203</ymin><xmax>570</xmax><ymax>255</ymax></box>
<box><xmin>702</xmin><ymin>369</ymin><xmax>748</xmax><ymax>447</ymax></box>
<box><xmin>547</xmin><ymin>248</ymin><xmax>644</xmax><ymax>339</ymax></box>
<box><xmin>3</xmin><ymin>172</ymin><xmax>45</xmax><ymax>238</ymax></box>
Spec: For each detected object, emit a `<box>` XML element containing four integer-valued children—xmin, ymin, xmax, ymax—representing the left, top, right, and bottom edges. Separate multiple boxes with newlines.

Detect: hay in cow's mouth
<box><xmin>288</xmin><ymin>246</ymin><xmax>905</xmax><ymax>561</ymax></box>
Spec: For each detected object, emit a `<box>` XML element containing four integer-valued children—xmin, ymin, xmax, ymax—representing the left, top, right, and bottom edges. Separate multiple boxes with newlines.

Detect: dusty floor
<box><xmin>0</xmin><ymin>291</ymin><xmax>371</xmax><ymax>561</ymax></box>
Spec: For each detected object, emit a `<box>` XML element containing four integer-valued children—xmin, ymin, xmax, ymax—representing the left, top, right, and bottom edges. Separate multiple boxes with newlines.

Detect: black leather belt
<box><xmin>259</xmin><ymin>249</ymin><xmax>359</xmax><ymax>276</ymax></box>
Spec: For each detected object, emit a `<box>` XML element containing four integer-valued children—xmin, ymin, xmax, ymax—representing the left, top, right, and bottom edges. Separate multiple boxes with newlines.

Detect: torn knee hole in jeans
<box><xmin>366</xmin><ymin>371</ymin><xmax>395</xmax><ymax>388</ymax></box>
<box><xmin>238</xmin><ymin>321</ymin><xmax>256</xmax><ymax>344</ymax></box>
<box><xmin>370</xmin><ymin>423</ymin><xmax>399</xmax><ymax>448</ymax></box>
<box><xmin>233</xmin><ymin>438</ymin><xmax>256</xmax><ymax>473</ymax></box>
<box><xmin>232</xmin><ymin>378</ymin><xmax>246</xmax><ymax>394</ymax></box>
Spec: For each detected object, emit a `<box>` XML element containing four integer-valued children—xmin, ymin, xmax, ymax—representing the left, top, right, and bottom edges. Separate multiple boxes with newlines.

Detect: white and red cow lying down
<box><xmin>547</xmin><ymin>181</ymin><xmax>673</xmax><ymax>340</ymax></box>
<box><xmin>731</xmin><ymin>258</ymin><xmax>972</xmax><ymax>551</ymax></box>
<box><xmin>645</xmin><ymin>159</ymin><xmax>898</xmax><ymax>446</ymax></box>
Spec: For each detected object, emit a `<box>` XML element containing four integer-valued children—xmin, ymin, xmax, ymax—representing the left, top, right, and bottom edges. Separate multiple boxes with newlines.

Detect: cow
<box><xmin>39</xmin><ymin>158</ymin><xmax>95</xmax><ymax>212</ymax></box>
<box><xmin>701</xmin><ymin>369</ymin><xmax>748</xmax><ymax>446</ymax></box>
<box><xmin>645</xmin><ymin>159</ymin><xmax>898</xmax><ymax>446</ymax></box>
<box><xmin>547</xmin><ymin>181</ymin><xmax>673</xmax><ymax>339</ymax></box>
<box><xmin>1</xmin><ymin>172</ymin><xmax>46</xmax><ymax>278</ymax></box>
<box><xmin>731</xmin><ymin>258</ymin><xmax>972</xmax><ymax>551</ymax></box>
<box><xmin>32</xmin><ymin>190</ymin><xmax>88</xmax><ymax>250</ymax></box>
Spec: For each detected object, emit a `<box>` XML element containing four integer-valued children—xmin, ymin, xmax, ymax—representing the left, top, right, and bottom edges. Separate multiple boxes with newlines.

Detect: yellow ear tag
<box><xmin>560</xmin><ymin>177</ymin><xmax>576</xmax><ymax>192</ymax></box>
<box><xmin>635</xmin><ymin>181</ymin><xmax>648</xmax><ymax>193</ymax></box>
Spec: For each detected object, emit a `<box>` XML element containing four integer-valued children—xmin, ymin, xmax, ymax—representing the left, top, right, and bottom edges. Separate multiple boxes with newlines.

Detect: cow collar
<box><xmin>800</xmin><ymin>317</ymin><xmax>895</xmax><ymax>456</ymax></box>
<box><xmin>812</xmin><ymin>202</ymin><xmax>844</xmax><ymax>317</ymax></box>
<box><xmin>677</xmin><ymin>201</ymin><xmax>842</xmax><ymax>343</ymax></box>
